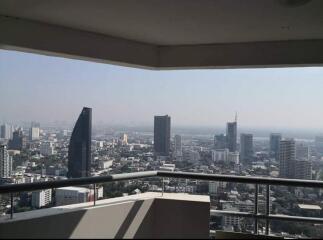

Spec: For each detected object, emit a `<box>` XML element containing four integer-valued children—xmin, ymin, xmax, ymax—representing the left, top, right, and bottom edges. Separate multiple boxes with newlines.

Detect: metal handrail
<box><xmin>211</xmin><ymin>210</ymin><xmax>323</xmax><ymax>224</ymax></box>
<box><xmin>2</xmin><ymin>171</ymin><xmax>323</xmax><ymax>194</ymax></box>
<box><xmin>157</xmin><ymin>171</ymin><xmax>323</xmax><ymax>188</ymax></box>
<box><xmin>1</xmin><ymin>170</ymin><xmax>323</xmax><ymax>236</ymax></box>
<box><xmin>0</xmin><ymin>171</ymin><xmax>158</xmax><ymax>194</ymax></box>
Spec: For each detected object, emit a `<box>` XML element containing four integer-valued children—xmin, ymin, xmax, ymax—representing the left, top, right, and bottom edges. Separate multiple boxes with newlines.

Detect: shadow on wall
<box><xmin>0</xmin><ymin>210</ymin><xmax>88</xmax><ymax>239</ymax></box>
<box><xmin>0</xmin><ymin>197</ymin><xmax>210</xmax><ymax>239</ymax></box>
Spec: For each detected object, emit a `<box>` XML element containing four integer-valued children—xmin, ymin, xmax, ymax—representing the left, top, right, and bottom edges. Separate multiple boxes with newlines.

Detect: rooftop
<box><xmin>297</xmin><ymin>204</ymin><xmax>322</xmax><ymax>210</ymax></box>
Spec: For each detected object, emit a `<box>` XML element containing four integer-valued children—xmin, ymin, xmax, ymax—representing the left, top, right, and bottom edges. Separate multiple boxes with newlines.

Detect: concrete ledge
<box><xmin>0</xmin><ymin>192</ymin><xmax>210</xmax><ymax>239</ymax></box>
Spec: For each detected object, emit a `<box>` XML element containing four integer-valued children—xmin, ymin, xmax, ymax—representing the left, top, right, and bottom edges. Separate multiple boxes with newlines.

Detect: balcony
<box><xmin>1</xmin><ymin>1</ymin><xmax>323</xmax><ymax>239</ymax></box>
<box><xmin>0</xmin><ymin>192</ymin><xmax>210</xmax><ymax>239</ymax></box>
<box><xmin>1</xmin><ymin>171</ymin><xmax>323</xmax><ymax>239</ymax></box>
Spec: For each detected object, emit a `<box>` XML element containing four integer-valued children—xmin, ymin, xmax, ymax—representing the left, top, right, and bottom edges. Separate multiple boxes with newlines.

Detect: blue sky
<box><xmin>1</xmin><ymin>49</ymin><xmax>323</xmax><ymax>130</ymax></box>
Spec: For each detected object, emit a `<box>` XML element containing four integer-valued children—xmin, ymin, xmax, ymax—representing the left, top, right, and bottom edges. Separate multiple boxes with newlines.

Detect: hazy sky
<box><xmin>1</xmin><ymin>49</ymin><xmax>323</xmax><ymax>130</ymax></box>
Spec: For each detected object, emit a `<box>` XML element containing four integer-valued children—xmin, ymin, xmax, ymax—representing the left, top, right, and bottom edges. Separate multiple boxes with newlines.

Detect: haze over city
<box><xmin>1</xmin><ymin>49</ymin><xmax>323</xmax><ymax>132</ymax></box>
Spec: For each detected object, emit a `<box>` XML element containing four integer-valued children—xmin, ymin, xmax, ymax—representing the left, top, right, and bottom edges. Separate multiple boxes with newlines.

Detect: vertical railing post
<box><xmin>185</xmin><ymin>179</ymin><xmax>188</xmax><ymax>193</ymax></box>
<box><xmin>162</xmin><ymin>178</ymin><xmax>165</xmax><ymax>196</ymax></box>
<box><xmin>265</xmin><ymin>184</ymin><xmax>270</xmax><ymax>235</ymax></box>
<box><xmin>254</xmin><ymin>184</ymin><xmax>258</xmax><ymax>235</ymax></box>
<box><xmin>93</xmin><ymin>183</ymin><xmax>96</xmax><ymax>206</ymax></box>
<box><xmin>10</xmin><ymin>193</ymin><xmax>13</xmax><ymax>219</ymax></box>
<box><xmin>51</xmin><ymin>188</ymin><xmax>55</xmax><ymax>206</ymax></box>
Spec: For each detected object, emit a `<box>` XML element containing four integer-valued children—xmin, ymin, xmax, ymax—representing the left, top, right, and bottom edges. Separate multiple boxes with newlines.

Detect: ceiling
<box><xmin>1</xmin><ymin>0</ymin><xmax>323</xmax><ymax>69</ymax></box>
<box><xmin>1</xmin><ymin>0</ymin><xmax>322</xmax><ymax>46</ymax></box>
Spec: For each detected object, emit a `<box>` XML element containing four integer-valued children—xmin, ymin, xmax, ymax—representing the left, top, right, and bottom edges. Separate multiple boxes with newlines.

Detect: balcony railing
<box><xmin>1</xmin><ymin>171</ymin><xmax>323</xmax><ymax>237</ymax></box>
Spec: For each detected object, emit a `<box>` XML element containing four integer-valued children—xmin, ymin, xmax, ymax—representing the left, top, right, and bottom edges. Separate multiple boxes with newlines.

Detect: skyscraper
<box><xmin>0</xmin><ymin>145</ymin><xmax>12</xmax><ymax>178</ymax></box>
<box><xmin>67</xmin><ymin>107</ymin><xmax>92</xmax><ymax>178</ymax></box>
<box><xmin>226</xmin><ymin>115</ymin><xmax>237</xmax><ymax>152</ymax></box>
<box><xmin>0</xmin><ymin>124</ymin><xmax>12</xmax><ymax>140</ymax></box>
<box><xmin>279</xmin><ymin>139</ymin><xmax>296</xmax><ymax>178</ymax></box>
<box><xmin>315</xmin><ymin>136</ymin><xmax>323</xmax><ymax>155</ymax></box>
<box><xmin>154</xmin><ymin>115</ymin><xmax>171</xmax><ymax>156</ymax></box>
<box><xmin>270</xmin><ymin>133</ymin><xmax>282</xmax><ymax>159</ymax></box>
<box><xmin>294</xmin><ymin>160</ymin><xmax>312</xmax><ymax>180</ymax></box>
<box><xmin>240</xmin><ymin>133</ymin><xmax>253</xmax><ymax>164</ymax></box>
<box><xmin>174</xmin><ymin>134</ymin><xmax>182</xmax><ymax>159</ymax></box>
<box><xmin>31</xmin><ymin>121</ymin><xmax>40</xmax><ymax>128</ymax></box>
<box><xmin>121</xmin><ymin>133</ymin><xmax>128</xmax><ymax>145</ymax></box>
<box><xmin>296</xmin><ymin>143</ymin><xmax>310</xmax><ymax>161</ymax></box>
<box><xmin>214</xmin><ymin>134</ymin><xmax>226</xmax><ymax>150</ymax></box>
<box><xmin>29</xmin><ymin>127</ymin><xmax>40</xmax><ymax>141</ymax></box>
<box><xmin>8</xmin><ymin>129</ymin><xmax>26</xmax><ymax>150</ymax></box>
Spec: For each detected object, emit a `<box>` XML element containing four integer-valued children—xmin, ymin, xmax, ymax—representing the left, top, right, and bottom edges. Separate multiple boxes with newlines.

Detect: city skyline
<box><xmin>2</xmin><ymin>50</ymin><xmax>323</xmax><ymax>130</ymax></box>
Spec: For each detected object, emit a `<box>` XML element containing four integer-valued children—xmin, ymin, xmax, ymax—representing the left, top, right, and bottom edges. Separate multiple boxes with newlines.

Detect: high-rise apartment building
<box><xmin>296</xmin><ymin>143</ymin><xmax>310</xmax><ymax>161</ymax></box>
<box><xmin>121</xmin><ymin>133</ymin><xmax>128</xmax><ymax>145</ymax></box>
<box><xmin>228</xmin><ymin>152</ymin><xmax>240</xmax><ymax>164</ymax></box>
<box><xmin>279</xmin><ymin>139</ymin><xmax>296</xmax><ymax>178</ymax></box>
<box><xmin>174</xmin><ymin>135</ymin><xmax>182</xmax><ymax>159</ymax></box>
<box><xmin>226</xmin><ymin>115</ymin><xmax>237</xmax><ymax>152</ymax></box>
<box><xmin>67</xmin><ymin>107</ymin><xmax>92</xmax><ymax>178</ymax></box>
<box><xmin>0</xmin><ymin>145</ymin><xmax>12</xmax><ymax>178</ymax></box>
<box><xmin>270</xmin><ymin>133</ymin><xmax>282</xmax><ymax>160</ymax></box>
<box><xmin>315</xmin><ymin>136</ymin><xmax>323</xmax><ymax>155</ymax></box>
<box><xmin>154</xmin><ymin>115</ymin><xmax>171</xmax><ymax>156</ymax></box>
<box><xmin>294</xmin><ymin>160</ymin><xmax>312</xmax><ymax>180</ymax></box>
<box><xmin>32</xmin><ymin>189</ymin><xmax>52</xmax><ymax>208</ymax></box>
<box><xmin>214</xmin><ymin>134</ymin><xmax>226</xmax><ymax>150</ymax></box>
<box><xmin>212</xmin><ymin>149</ymin><xmax>229</xmax><ymax>162</ymax></box>
<box><xmin>240</xmin><ymin>133</ymin><xmax>253</xmax><ymax>164</ymax></box>
<box><xmin>40</xmin><ymin>141</ymin><xmax>55</xmax><ymax>156</ymax></box>
<box><xmin>0</xmin><ymin>124</ymin><xmax>12</xmax><ymax>140</ymax></box>
<box><xmin>29</xmin><ymin>127</ymin><xmax>40</xmax><ymax>141</ymax></box>
<box><xmin>279</xmin><ymin>139</ymin><xmax>312</xmax><ymax>180</ymax></box>
<box><xmin>8</xmin><ymin>129</ymin><xmax>26</xmax><ymax>150</ymax></box>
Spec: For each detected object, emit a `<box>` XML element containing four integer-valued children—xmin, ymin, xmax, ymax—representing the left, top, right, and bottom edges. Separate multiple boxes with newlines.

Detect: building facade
<box><xmin>40</xmin><ymin>141</ymin><xmax>55</xmax><ymax>156</ymax></box>
<box><xmin>294</xmin><ymin>160</ymin><xmax>312</xmax><ymax>180</ymax></box>
<box><xmin>226</xmin><ymin>121</ymin><xmax>237</xmax><ymax>152</ymax></box>
<box><xmin>154</xmin><ymin>115</ymin><xmax>171</xmax><ymax>156</ymax></box>
<box><xmin>31</xmin><ymin>189</ymin><xmax>52</xmax><ymax>208</ymax></box>
<box><xmin>296</xmin><ymin>143</ymin><xmax>310</xmax><ymax>161</ymax></box>
<box><xmin>174</xmin><ymin>134</ymin><xmax>182</xmax><ymax>159</ymax></box>
<box><xmin>0</xmin><ymin>124</ymin><xmax>12</xmax><ymax>140</ymax></box>
<box><xmin>315</xmin><ymin>136</ymin><xmax>323</xmax><ymax>155</ymax></box>
<box><xmin>68</xmin><ymin>107</ymin><xmax>92</xmax><ymax>178</ymax></box>
<box><xmin>214</xmin><ymin>134</ymin><xmax>226</xmax><ymax>150</ymax></box>
<box><xmin>8</xmin><ymin>129</ymin><xmax>26</xmax><ymax>150</ymax></box>
<box><xmin>29</xmin><ymin>127</ymin><xmax>40</xmax><ymax>141</ymax></box>
<box><xmin>279</xmin><ymin>139</ymin><xmax>296</xmax><ymax>178</ymax></box>
<box><xmin>55</xmin><ymin>187</ymin><xmax>92</xmax><ymax>206</ymax></box>
<box><xmin>270</xmin><ymin>133</ymin><xmax>282</xmax><ymax>160</ymax></box>
<box><xmin>240</xmin><ymin>133</ymin><xmax>253</xmax><ymax>164</ymax></box>
<box><xmin>0</xmin><ymin>145</ymin><xmax>12</xmax><ymax>178</ymax></box>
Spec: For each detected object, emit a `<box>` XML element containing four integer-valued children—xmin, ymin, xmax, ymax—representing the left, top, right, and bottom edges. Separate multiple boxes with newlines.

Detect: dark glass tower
<box><xmin>226</xmin><ymin>121</ymin><xmax>237</xmax><ymax>152</ymax></box>
<box><xmin>8</xmin><ymin>129</ymin><xmax>26</xmax><ymax>150</ymax></box>
<box><xmin>240</xmin><ymin>133</ymin><xmax>253</xmax><ymax>164</ymax></box>
<box><xmin>214</xmin><ymin>134</ymin><xmax>226</xmax><ymax>150</ymax></box>
<box><xmin>154</xmin><ymin>115</ymin><xmax>171</xmax><ymax>156</ymax></box>
<box><xmin>270</xmin><ymin>133</ymin><xmax>282</xmax><ymax>160</ymax></box>
<box><xmin>68</xmin><ymin>107</ymin><xmax>92</xmax><ymax>178</ymax></box>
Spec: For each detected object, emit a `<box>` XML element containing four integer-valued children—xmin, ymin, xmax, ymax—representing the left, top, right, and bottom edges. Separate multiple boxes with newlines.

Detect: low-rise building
<box><xmin>32</xmin><ymin>189</ymin><xmax>52</xmax><ymax>208</ymax></box>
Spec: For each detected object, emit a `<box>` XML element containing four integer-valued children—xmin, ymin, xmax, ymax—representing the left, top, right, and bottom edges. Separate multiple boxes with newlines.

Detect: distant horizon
<box><xmin>4</xmin><ymin>119</ymin><xmax>323</xmax><ymax>131</ymax></box>
<box><xmin>2</xmin><ymin>49</ymin><xmax>323</xmax><ymax>131</ymax></box>
<box><xmin>3</xmin><ymin>120</ymin><xmax>323</xmax><ymax>140</ymax></box>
